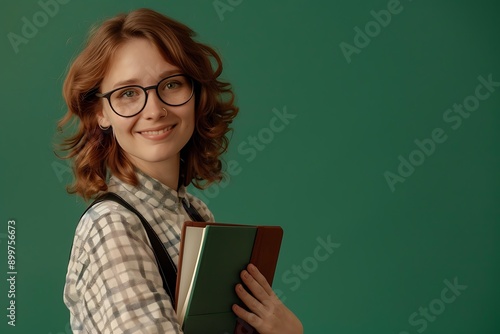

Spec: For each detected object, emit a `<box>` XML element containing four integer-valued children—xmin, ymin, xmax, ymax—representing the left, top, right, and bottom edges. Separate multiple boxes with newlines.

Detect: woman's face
<box><xmin>98</xmin><ymin>38</ymin><xmax>195</xmax><ymax>177</ymax></box>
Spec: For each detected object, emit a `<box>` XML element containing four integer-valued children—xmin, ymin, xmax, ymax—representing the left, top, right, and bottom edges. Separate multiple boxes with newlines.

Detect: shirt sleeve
<box><xmin>64</xmin><ymin>202</ymin><xmax>183</xmax><ymax>334</ymax></box>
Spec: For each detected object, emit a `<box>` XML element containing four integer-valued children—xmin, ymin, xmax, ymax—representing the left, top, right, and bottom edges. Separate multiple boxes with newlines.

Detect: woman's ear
<box><xmin>97</xmin><ymin>111</ymin><xmax>111</xmax><ymax>128</ymax></box>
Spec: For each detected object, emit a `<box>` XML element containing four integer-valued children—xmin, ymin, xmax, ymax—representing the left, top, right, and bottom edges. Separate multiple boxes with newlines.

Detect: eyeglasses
<box><xmin>96</xmin><ymin>74</ymin><xmax>194</xmax><ymax>118</ymax></box>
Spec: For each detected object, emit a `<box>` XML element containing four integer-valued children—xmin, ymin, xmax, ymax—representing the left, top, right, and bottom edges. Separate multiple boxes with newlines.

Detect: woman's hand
<box><xmin>232</xmin><ymin>263</ymin><xmax>303</xmax><ymax>334</ymax></box>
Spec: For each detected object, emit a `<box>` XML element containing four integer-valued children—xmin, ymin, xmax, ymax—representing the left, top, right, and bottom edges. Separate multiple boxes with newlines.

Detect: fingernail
<box><xmin>242</xmin><ymin>270</ymin><xmax>249</xmax><ymax>278</ymax></box>
<box><xmin>248</xmin><ymin>263</ymin><xmax>256</xmax><ymax>272</ymax></box>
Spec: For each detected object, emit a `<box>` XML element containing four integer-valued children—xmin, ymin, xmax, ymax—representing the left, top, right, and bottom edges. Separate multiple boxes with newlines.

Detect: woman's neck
<box><xmin>129</xmin><ymin>154</ymin><xmax>181</xmax><ymax>191</ymax></box>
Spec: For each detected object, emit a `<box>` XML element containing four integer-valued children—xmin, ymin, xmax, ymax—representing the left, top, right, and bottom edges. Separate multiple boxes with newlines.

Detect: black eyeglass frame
<box><xmin>95</xmin><ymin>74</ymin><xmax>195</xmax><ymax>118</ymax></box>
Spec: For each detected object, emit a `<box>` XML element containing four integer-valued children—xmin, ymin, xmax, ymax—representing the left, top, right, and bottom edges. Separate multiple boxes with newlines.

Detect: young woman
<box><xmin>58</xmin><ymin>8</ymin><xmax>302</xmax><ymax>334</ymax></box>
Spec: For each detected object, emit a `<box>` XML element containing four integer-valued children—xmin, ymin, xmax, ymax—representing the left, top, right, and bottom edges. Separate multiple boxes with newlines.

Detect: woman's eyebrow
<box><xmin>111</xmin><ymin>69</ymin><xmax>182</xmax><ymax>89</ymax></box>
<box><xmin>112</xmin><ymin>78</ymin><xmax>140</xmax><ymax>89</ymax></box>
<box><xmin>158</xmin><ymin>69</ymin><xmax>183</xmax><ymax>78</ymax></box>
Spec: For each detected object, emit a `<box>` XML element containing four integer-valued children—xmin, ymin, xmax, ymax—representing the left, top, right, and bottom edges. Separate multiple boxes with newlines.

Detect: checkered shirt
<box><xmin>63</xmin><ymin>170</ymin><xmax>214</xmax><ymax>333</ymax></box>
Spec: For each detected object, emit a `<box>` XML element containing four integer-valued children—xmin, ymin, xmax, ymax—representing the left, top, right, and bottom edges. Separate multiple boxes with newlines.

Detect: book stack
<box><xmin>175</xmin><ymin>222</ymin><xmax>283</xmax><ymax>334</ymax></box>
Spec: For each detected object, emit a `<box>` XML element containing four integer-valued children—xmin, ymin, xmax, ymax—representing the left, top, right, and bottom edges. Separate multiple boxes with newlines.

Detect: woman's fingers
<box><xmin>232</xmin><ymin>303</ymin><xmax>264</xmax><ymax>330</ymax></box>
<box><xmin>247</xmin><ymin>263</ymin><xmax>275</xmax><ymax>296</ymax></box>
<box><xmin>234</xmin><ymin>264</ymin><xmax>304</xmax><ymax>334</ymax></box>
<box><xmin>235</xmin><ymin>283</ymin><xmax>266</xmax><ymax>316</ymax></box>
<box><xmin>240</xmin><ymin>268</ymin><xmax>270</xmax><ymax>303</ymax></box>
<box><xmin>233</xmin><ymin>283</ymin><xmax>271</xmax><ymax>332</ymax></box>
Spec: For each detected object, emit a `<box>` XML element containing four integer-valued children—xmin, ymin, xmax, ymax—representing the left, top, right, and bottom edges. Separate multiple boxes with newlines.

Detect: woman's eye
<box><xmin>165</xmin><ymin>81</ymin><xmax>181</xmax><ymax>89</ymax></box>
<box><xmin>120</xmin><ymin>90</ymin><xmax>137</xmax><ymax>98</ymax></box>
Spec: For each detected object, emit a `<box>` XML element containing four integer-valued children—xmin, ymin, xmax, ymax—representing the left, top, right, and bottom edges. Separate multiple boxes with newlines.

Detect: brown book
<box><xmin>175</xmin><ymin>221</ymin><xmax>283</xmax><ymax>334</ymax></box>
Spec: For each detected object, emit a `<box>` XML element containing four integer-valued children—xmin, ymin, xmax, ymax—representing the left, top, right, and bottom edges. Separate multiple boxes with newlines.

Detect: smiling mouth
<box><xmin>140</xmin><ymin>124</ymin><xmax>176</xmax><ymax>135</ymax></box>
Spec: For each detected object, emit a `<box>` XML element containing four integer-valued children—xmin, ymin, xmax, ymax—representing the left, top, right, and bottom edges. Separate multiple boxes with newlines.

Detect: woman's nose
<box><xmin>142</xmin><ymin>89</ymin><xmax>167</xmax><ymax>119</ymax></box>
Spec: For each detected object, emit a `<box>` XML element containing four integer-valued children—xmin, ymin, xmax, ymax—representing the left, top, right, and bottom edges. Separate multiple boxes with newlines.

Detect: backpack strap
<box><xmin>83</xmin><ymin>192</ymin><xmax>206</xmax><ymax>310</ymax></box>
<box><xmin>181</xmin><ymin>198</ymin><xmax>206</xmax><ymax>222</ymax></box>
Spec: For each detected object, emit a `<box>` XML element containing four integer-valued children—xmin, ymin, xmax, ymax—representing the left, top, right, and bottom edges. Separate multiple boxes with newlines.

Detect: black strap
<box><xmin>85</xmin><ymin>192</ymin><xmax>206</xmax><ymax>310</ymax></box>
<box><xmin>181</xmin><ymin>198</ymin><xmax>206</xmax><ymax>222</ymax></box>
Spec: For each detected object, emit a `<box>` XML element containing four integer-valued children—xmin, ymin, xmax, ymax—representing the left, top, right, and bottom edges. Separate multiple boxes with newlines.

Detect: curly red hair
<box><xmin>56</xmin><ymin>8</ymin><xmax>238</xmax><ymax>200</ymax></box>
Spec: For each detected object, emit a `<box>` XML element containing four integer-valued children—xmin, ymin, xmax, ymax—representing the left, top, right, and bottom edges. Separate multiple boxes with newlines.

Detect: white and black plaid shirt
<box><xmin>63</xmin><ymin>170</ymin><xmax>214</xmax><ymax>333</ymax></box>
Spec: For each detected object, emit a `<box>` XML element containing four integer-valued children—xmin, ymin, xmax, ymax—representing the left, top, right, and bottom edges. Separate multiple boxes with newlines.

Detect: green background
<box><xmin>1</xmin><ymin>0</ymin><xmax>499</xmax><ymax>333</ymax></box>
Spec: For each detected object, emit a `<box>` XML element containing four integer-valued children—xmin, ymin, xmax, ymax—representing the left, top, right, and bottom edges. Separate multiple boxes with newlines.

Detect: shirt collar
<box><xmin>109</xmin><ymin>169</ymin><xmax>187</xmax><ymax>211</ymax></box>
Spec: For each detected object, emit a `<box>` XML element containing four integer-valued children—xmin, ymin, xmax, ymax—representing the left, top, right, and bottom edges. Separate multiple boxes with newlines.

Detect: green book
<box><xmin>175</xmin><ymin>222</ymin><xmax>283</xmax><ymax>334</ymax></box>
